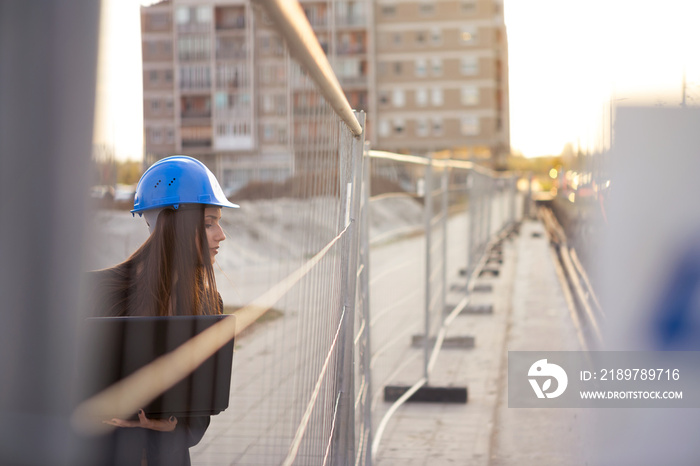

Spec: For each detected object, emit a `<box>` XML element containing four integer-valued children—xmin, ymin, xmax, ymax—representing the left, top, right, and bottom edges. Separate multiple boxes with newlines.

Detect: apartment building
<box><xmin>373</xmin><ymin>0</ymin><xmax>509</xmax><ymax>165</ymax></box>
<box><xmin>140</xmin><ymin>0</ymin><xmax>509</xmax><ymax>188</ymax></box>
<box><xmin>141</xmin><ymin>0</ymin><xmax>371</xmax><ymax>193</ymax></box>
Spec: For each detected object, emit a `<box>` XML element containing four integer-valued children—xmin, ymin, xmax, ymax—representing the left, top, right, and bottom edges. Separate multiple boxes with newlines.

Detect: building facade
<box><xmin>373</xmin><ymin>0</ymin><xmax>509</xmax><ymax>165</ymax></box>
<box><xmin>140</xmin><ymin>0</ymin><xmax>508</xmax><ymax>192</ymax></box>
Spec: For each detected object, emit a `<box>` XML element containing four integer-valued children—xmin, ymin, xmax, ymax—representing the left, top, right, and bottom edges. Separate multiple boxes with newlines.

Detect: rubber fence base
<box><xmin>384</xmin><ymin>385</ymin><xmax>468</xmax><ymax>404</ymax></box>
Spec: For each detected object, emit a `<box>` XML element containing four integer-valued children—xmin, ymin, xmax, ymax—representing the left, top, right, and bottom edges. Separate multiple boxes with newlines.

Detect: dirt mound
<box><xmin>233</xmin><ymin>174</ymin><xmax>408</xmax><ymax>201</ymax></box>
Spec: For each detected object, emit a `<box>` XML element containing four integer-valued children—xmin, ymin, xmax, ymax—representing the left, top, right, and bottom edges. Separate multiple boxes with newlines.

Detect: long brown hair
<box><xmin>94</xmin><ymin>206</ymin><xmax>221</xmax><ymax>317</ymax></box>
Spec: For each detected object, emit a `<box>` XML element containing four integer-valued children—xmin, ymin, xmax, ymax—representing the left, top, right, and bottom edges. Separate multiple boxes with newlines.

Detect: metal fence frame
<box><xmin>2</xmin><ymin>1</ymin><xmax>526</xmax><ymax>463</ymax></box>
<box><xmin>364</xmin><ymin>150</ymin><xmax>522</xmax><ymax>461</ymax></box>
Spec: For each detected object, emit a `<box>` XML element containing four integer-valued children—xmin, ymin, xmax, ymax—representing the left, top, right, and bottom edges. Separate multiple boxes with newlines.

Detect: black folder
<box><xmin>82</xmin><ymin>315</ymin><xmax>235</xmax><ymax>418</ymax></box>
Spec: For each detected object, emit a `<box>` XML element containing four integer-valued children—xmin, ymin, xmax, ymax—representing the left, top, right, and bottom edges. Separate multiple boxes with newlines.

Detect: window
<box><xmin>216</xmin><ymin>63</ymin><xmax>249</xmax><ymax>89</ymax></box>
<box><xmin>148</xmin><ymin>13</ymin><xmax>170</xmax><ymax>30</ymax></box>
<box><xmin>430</xmin><ymin>27</ymin><xmax>442</xmax><ymax>45</ymax></box>
<box><xmin>431</xmin><ymin>57</ymin><xmax>442</xmax><ymax>76</ymax></box>
<box><xmin>461</xmin><ymin>116</ymin><xmax>480</xmax><ymax>135</ymax></box>
<box><xmin>175</xmin><ymin>7</ymin><xmax>190</xmax><ymax>25</ymax></box>
<box><xmin>461</xmin><ymin>26</ymin><xmax>478</xmax><ymax>44</ymax></box>
<box><xmin>262</xmin><ymin>123</ymin><xmax>275</xmax><ymax>142</ymax></box>
<box><xmin>415</xmin><ymin>88</ymin><xmax>428</xmax><ymax>106</ymax></box>
<box><xmin>179</xmin><ymin>65</ymin><xmax>210</xmax><ymax>89</ymax></box>
<box><xmin>149</xmin><ymin>70</ymin><xmax>158</xmax><ymax>83</ymax></box>
<box><xmin>381</xmin><ymin>5</ymin><xmax>396</xmax><ymax>16</ymax></box>
<box><xmin>150</xmin><ymin>100</ymin><xmax>160</xmax><ymax>112</ymax></box>
<box><xmin>165</xmin><ymin>129</ymin><xmax>174</xmax><ymax>144</ymax></box>
<box><xmin>339</xmin><ymin>32</ymin><xmax>351</xmax><ymax>53</ymax></box>
<box><xmin>378</xmin><ymin>62</ymin><xmax>387</xmax><ymax>76</ymax></box>
<box><xmin>178</xmin><ymin>35</ymin><xmax>211</xmax><ymax>61</ymax></box>
<box><xmin>152</xmin><ymin>128</ymin><xmax>162</xmax><ymax>144</ymax></box>
<box><xmin>196</xmin><ymin>6</ymin><xmax>212</xmax><ymax>24</ymax></box>
<box><xmin>379</xmin><ymin>119</ymin><xmax>390</xmax><ymax>137</ymax></box>
<box><xmin>303</xmin><ymin>5</ymin><xmax>327</xmax><ymax>27</ymax></box>
<box><xmin>461</xmin><ymin>56</ymin><xmax>479</xmax><ymax>75</ymax></box>
<box><xmin>416</xmin><ymin>32</ymin><xmax>425</xmax><ymax>45</ymax></box>
<box><xmin>215</xmin><ymin>92</ymin><xmax>228</xmax><ymax>109</ymax></box>
<box><xmin>415</xmin><ymin>59</ymin><xmax>427</xmax><ymax>77</ymax></box>
<box><xmin>260</xmin><ymin>36</ymin><xmax>270</xmax><ymax>53</ymax></box>
<box><xmin>146</xmin><ymin>42</ymin><xmax>158</xmax><ymax>58</ymax></box>
<box><xmin>392</xmin><ymin>89</ymin><xmax>405</xmax><ymax>107</ymax></box>
<box><xmin>393</xmin><ymin>33</ymin><xmax>402</xmax><ymax>46</ymax></box>
<box><xmin>393</xmin><ymin>118</ymin><xmax>405</xmax><ymax>135</ymax></box>
<box><xmin>461</xmin><ymin>86</ymin><xmax>479</xmax><ymax>105</ymax></box>
<box><xmin>393</xmin><ymin>62</ymin><xmax>402</xmax><ymax>75</ymax></box>
<box><xmin>337</xmin><ymin>57</ymin><xmax>361</xmax><ymax>79</ymax></box>
<box><xmin>461</xmin><ymin>1</ymin><xmax>477</xmax><ymax>13</ymax></box>
<box><xmin>379</xmin><ymin>90</ymin><xmax>390</xmax><ymax>105</ymax></box>
<box><xmin>418</xmin><ymin>2</ymin><xmax>435</xmax><ymax>15</ymax></box>
<box><xmin>432</xmin><ymin>118</ymin><xmax>443</xmax><ymax>135</ymax></box>
<box><xmin>272</xmin><ymin>36</ymin><xmax>285</xmax><ymax>56</ymax></box>
<box><xmin>262</xmin><ymin>95</ymin><xmax>274</xmax><ymax>113</ymax></box>
<box><xmin>431</xmin><ymin>87</ymin><xmax>443</xmax><ymax>106</ymax></box>
<box><xmin>217</xmin><ymin>37</ymin><xmax>247</xmax><ymax>60</ymax></box>
<box><xmin>216</xmin><ymin>6</ymin><xmax>246</xmax><ymax>30</ymax></box>
<box><xmin>416</xmin><ymin>118</ymin><xmax>428</xmax><ymax>137</ymax></box>
<box><xmin>275</xmin><ymin>95</ymin><xmax>287</xmax><ymax>115</ymax></box>
<box><xmin>277</xmin><ymin>124</ymin><xmax>287</xmax><ymax>144</ymax></box>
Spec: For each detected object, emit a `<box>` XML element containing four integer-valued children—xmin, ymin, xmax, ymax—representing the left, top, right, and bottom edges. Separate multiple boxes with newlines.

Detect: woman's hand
<box><xmin>104</xmin><ymin>409</ymin><xmax>178</xmax><ymax>432</ymax></box>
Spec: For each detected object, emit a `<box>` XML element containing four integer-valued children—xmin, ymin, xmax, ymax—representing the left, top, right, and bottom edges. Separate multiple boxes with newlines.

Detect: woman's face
<box><xmin>204</xmin><ymin>207</ymin><xmax>225</xmax><ymax>264</ymax></box>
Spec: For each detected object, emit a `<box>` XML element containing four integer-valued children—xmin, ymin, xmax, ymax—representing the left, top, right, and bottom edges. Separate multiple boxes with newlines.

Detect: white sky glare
<box><xmin>94</xmin><ymin>0</ymin><xmax>144</xmax><ymax>161</ymax></box>
<box><xmin>94</xmin><ymin>0</ymin><xmax>700</xmax><ymax>160</ymax></box>
<box><xmin>505</xmin><ymin>0</ymin><xmax>700</xmax><ymax>157</ymax></box>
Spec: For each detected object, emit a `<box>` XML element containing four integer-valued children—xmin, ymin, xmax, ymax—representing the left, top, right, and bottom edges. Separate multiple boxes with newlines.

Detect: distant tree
<box><xmin>90</xmin><ymin>146</ymin><xmax>143</xmax><ymax>186</ymax></box>
<box><xmin>116</xmin><ymin>160</ymin><xmax>144</xmax><ymax>185</ymax></box>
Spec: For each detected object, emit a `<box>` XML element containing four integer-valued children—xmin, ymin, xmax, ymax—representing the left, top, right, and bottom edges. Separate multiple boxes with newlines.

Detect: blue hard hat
<box><xmin>132</xmin><ymin>155</ymin><xmax>239</xmax><ymax>214</ymax></box>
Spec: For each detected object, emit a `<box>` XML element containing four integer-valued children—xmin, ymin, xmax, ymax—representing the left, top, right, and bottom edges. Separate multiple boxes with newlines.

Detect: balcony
<box><xmin>335</xmin><ymin>15</ymin><xmax>366</xmax><ymax>28</ymax></box>
<box><xmin>181</xmin><ymin>95</ymin><xmax>211</xmax><ymax>120</ymax></box>
<box><xmin>182</xmin><ymin>138</ymin><xmax>212</xmax><ymax>148</ymax></box>
<box><xmin>180</xmin><ymin>125</ymin><xmax>212</xmax><ymax>148</ymax></box>
<box><xmin>216</xmin><ymin>7</ymin><xmax>246</xmax><ymax>30</ymax></box>
<box><xmin>181</xmin><ymin>110</ymin><xmax>211</xmax><ymax>120</ymax></box>
<box><xmin>336</xmin><ymin>43</ymin><xmax>366</xmax><ymax>56</ymax></box>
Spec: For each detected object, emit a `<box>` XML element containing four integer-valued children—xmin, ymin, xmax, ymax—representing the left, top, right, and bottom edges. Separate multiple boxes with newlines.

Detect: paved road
<box><xmin>372</xmin><ymin>219</ymin><xmax>586</xmax><ymax>466</ymax></box>
<box><xmin>190</xmin><ymin>193</ymin><xmax>551</xmax><ymax>466</ymax></box>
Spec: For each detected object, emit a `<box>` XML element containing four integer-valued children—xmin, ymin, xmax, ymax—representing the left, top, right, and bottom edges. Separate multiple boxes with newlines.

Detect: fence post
<box><xmin>0</xmin><ymin>4</ymin><xmax>100</xmax><ymax>464</ymax></box>
<box><xmin>466</xmin><ymin>171</ymin><xmax>476</xmax><ymax>278</ymax></box>
<box><xmin>485</xmin><ymin>177</ymin><xmax>493</xmax><ymax>242</ymax></box>
<box><xmin>510</xmin><ymin>175</ymin><xmax>518</xmax><ymax>225</ymax></box>
<box><xmin>423</xmin><ymin>154</ymin><xmax>434</xmax><ymax>381</ymax></box>
<box><xmin>477</xmin><ymin>174</ymin><xmax>486</xmax><ymax>263</ymax></box>
<box><xmin>440</xmin><ymin>166</ymin><xmax>449</xmax><ymax>318</ymax></box>
<box><xmin>333</xmin><ymin>111</ymin><xmax>366</xmax><ymax>466</ymax></box>
<box><xmin>359</xmin><ymin>140</ymin><xmax>373</xmax><ymax>466</ymax></box>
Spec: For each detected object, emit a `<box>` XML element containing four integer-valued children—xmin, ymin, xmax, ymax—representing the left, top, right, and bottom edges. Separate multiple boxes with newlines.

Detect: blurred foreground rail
<box><xmin>540</xmin><ymin>206</ymin><xmax>604</xmax><ymax>350</ymax></box>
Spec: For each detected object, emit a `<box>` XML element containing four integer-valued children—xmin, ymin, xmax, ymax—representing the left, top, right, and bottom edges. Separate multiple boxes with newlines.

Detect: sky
<box><xmin>93</xmin><ymin>0</ymin><xmax>700</xmax><ymax>160</ymax></box>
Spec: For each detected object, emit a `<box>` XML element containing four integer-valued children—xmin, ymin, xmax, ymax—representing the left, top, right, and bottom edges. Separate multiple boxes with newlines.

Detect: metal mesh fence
<box><xmin>188</xmin><ymin>11</ymin><xmax>366</xmax><ymax>464</ymax></box>
<box><xmin>81</xmin><ymin>13</ymin><xmax>524</xmax><ymax>465</ymax></box>
<box><xmin>365</xmin><ymin>150</ymin><xmax>523</xmax><ymax>459</ymax></box>
<box><xmin>3</xmin><ymin>1</ymin><xmax>526</xmax><ymax>464</ymax></box>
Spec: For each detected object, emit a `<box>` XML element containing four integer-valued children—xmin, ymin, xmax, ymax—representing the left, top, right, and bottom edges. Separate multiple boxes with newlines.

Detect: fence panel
<box><xmin>367</xmin><ymin>150</ymin><xmax>522</xmax><ymax>459</ymax></box>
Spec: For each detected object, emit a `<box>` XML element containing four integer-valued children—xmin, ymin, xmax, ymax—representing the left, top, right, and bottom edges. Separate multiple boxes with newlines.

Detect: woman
<box><xmin>89</xmin><ymin>155</ymin><xmax>238</xmax><ymax>465</ymax></box>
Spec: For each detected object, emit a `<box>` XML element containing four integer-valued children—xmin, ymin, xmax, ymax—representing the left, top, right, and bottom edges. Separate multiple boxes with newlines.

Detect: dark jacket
<box><xmin>86</xmin><ymin>268</ymin><xmax>221</xmax><ymax>465</ymax></box>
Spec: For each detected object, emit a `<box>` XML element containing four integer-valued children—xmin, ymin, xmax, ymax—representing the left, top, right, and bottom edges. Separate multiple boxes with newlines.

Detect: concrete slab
<box><xmin>372</xmin><ymin>219</ymin><xmax>587</xmax><ymax>466</ymax></box>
